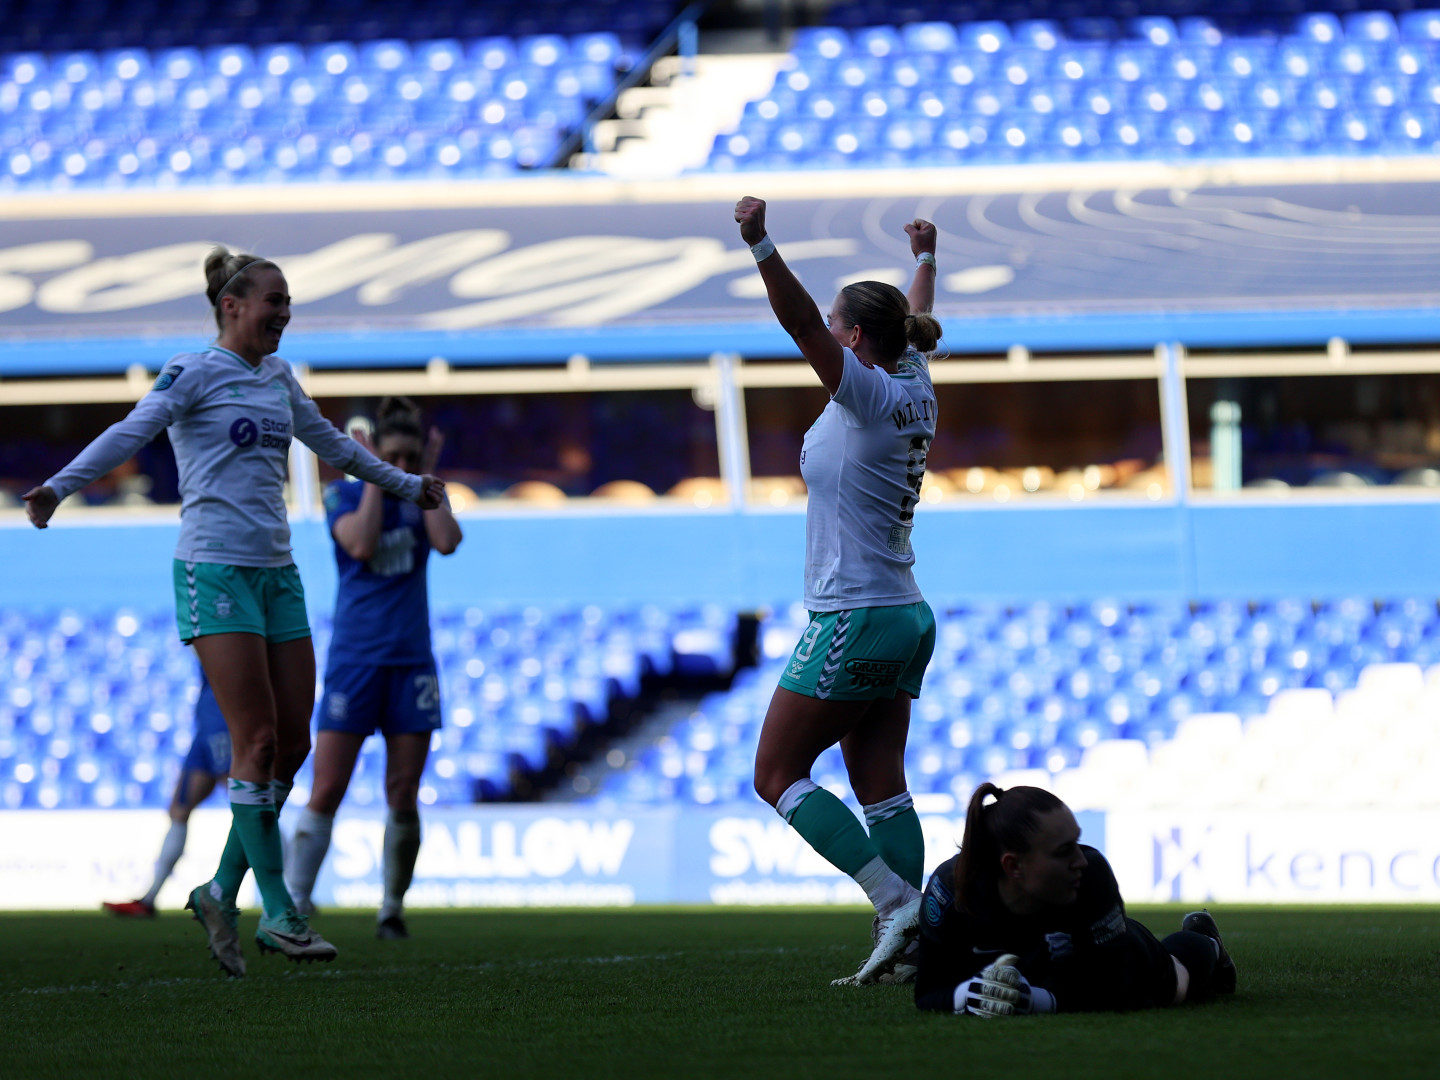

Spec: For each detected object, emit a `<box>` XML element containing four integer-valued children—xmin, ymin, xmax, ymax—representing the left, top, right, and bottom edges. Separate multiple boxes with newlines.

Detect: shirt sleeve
<box><xmin>914</xmin><ymin>861</ymin><xmax>985</xmax><ymax>1012</ymax></box>
<box><xmin>831</xmin><ymin>347</ymin><xmax>902</xmax><ymax>426</ymax></box>
<box><xmin>323</xmin><ymin>480</ymin><xmax>362</xmax><ymax>529</ymax></box>
<box><xmin>283</xmin><ymin>367</ymin><xmax>423</xmax><ymax>504</ymax></box>
<box><xmin>43</xmin><ymin>359</ymin><xmax>197</xmax><ymax>502</ymax></box>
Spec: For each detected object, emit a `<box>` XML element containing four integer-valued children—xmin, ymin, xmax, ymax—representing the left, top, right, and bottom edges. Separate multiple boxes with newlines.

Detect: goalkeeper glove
<box><xmin>955</xmin><ymin>955</ymin><xmax>1056</xmax><ymax>1018</ymax></box>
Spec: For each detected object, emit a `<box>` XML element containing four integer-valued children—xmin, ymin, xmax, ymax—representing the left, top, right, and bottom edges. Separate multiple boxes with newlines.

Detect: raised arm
<box><xmin>905</xmin><ymin>218</ymin><xmax>937</xmax><ymax>316</ymax></box>
<box><xmin>735</xmin><ymin>196</ymin><xmax>845</xmax><ymax>395</ymax></box>
<box><xmin>419</xmin><ymin>427</ymin><xmax>463</xmax><ymax>555</ymax></box>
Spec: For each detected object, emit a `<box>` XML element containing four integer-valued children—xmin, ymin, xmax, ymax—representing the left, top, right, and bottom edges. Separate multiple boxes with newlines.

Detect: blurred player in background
<box><xmin>104</xmin><ymin>671</ymin><xmax>229</xmax><ymax>918</ymax></box>
<box><xmin>736</xmin><ymin>196</ymin><xmax>943</xmax><ymax>986</ymax></box>
<box><xmin>286</xmin><ymin>397</ymin><xmax>462</xmax><ymax>939</ymax></box>
<box><xmin>915</xmin><ymin>783</ymin><xmax>1237</xmax><ymax>1017</ymax></box>
<box><xmin>25</xmin><ymin>247</ymin><xmax>443</xmax><ymax>975</ymax></box>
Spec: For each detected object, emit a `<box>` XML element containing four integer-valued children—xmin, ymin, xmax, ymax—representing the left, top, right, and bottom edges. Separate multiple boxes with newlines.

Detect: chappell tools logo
<box><xmin>843</xmin><ymin>658</ymin><xmax>905</xmax><ymax>689</ymax></box>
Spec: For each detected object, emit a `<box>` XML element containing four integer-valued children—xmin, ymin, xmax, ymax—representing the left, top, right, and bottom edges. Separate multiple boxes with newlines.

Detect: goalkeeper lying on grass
<box><xmin>914</xmin><ymin>783</ymin><xmax>1237</xmax><ymax>1016</ymax></box>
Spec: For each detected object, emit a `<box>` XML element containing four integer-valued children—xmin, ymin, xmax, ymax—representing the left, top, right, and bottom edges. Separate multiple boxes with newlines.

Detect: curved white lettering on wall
<box><xmin>36</xmin><ymin>241</ymin><xmax>213</xmax><ymax>313</ymax></box>
<box><xmin>356</xmin><ymin>230</ymin><xmax>510</xmax><ymax>306</ymax></box>
<box><xmin>15</xmin><ymin>233</ymin><xmax>859</xmax><ymax>326</ymax></box>
<box><xmin>0</xmin><ymin>241</ymin><xmax>93</xmax><ymax>313</ymax></box>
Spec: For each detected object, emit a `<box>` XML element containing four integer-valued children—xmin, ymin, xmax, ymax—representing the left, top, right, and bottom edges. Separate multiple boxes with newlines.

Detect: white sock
<box><xmin>854</xmin><ymin>855</ymin><xmax>914</xmax><ymax>918</ymax></box>
<box><xmin>142</xmin><ymin>822</ymin><xmax>188</xmax><ymax>907</ymax></box>
<box><xmin>285</xmin><ymin>807</ymin><xmax>335</xmax><ymax>908</ymax></box>
<box><xmin>381</xmin><ymin>809</ymin><xmax>422</xmax><ymax>919</ymax></box>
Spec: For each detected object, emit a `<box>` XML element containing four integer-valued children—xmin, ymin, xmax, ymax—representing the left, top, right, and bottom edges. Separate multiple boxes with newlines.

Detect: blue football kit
<box><xmin>318</xmin><ymin>479</ymin><xmax>442</xmax><ymax>736</ymax></box>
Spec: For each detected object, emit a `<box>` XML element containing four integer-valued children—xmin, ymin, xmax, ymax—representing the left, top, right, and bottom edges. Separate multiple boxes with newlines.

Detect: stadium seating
<box><xmin>704</xmin><ymin>9</ymin><xmax>1440</xmax><ymax>169</ymax></box>
<box><xmin>0</xmin><ymin>31</ymin><xmax>630</xmax><ymax>185</ymax></box>
<box><xmin>0</xmin><ymin>603</ymin><xmax>738</xmax><ymax>810</ymax></box>
<box><xmin>597</xmin><ymin>595</ymin><xmax>1440</xmax><ymax>807</ymax></box>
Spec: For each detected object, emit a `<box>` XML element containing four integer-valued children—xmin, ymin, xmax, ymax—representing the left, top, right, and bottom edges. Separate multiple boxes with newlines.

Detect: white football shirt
<box><xmin>44</xmin><ymin>345</ymin><xmax>423</xmax><ymax>568</ymax></box>
<box><xmin>800</xmin><ymin>347</ymin><xmax>937</xmax><ymax>612</ymax></box>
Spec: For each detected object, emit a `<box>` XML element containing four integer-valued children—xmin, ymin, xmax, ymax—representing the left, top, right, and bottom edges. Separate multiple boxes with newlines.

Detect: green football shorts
<box><xmin>173</xmin><ymin>560</ymin><xmax>311</xmax><ymax>644</ymax></box>
<box><xmin>778</xmin><ymin>600</ymin><xmax>936</xmax><ymax>702</ymax></box>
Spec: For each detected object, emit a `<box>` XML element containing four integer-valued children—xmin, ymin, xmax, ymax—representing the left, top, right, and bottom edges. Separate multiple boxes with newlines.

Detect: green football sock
<box><xmin>784</xmin><ymin>784</ymin><xmax>881</xmax><ymax>879</ymax></box>
<box><xmin>222</xmin><ymin>779</ymin><xmax>295</xmax><ymax>919</ymax></box>
<box><xmin>864</xmin><ymin>794</ymin><xmax>924</xmax><ymax>889</ymax></box>
<box><xmin>212</xmin><ymin>779</ymin><xmax>294</xmax><ymax>903</ymax></box>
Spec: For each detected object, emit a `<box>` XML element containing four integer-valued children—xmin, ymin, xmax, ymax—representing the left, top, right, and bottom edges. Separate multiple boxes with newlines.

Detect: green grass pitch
<box><xmin>2</xmin><ymin>906</ymin><xmax>1438</xmax><ymax>1080</ymax></box>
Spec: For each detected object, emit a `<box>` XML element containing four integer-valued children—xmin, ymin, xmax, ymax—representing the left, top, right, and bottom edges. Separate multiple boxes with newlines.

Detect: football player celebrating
<box><xmin>25</xmin><ymin>246</ymin><xmax>444</xmax><ymax>976</ymax></box>
<box><xmin>915</xmin><ymin>783</ymin><xmax>1237</xmax><ymax>1016</ymax></box>
<box><xmin>286</xmin><ymin>397</ymin><xmax>462</xmax><ymax>939</ymax></box>
<box><xmin>737</xmin><ymin>195</ymin><xmax>943</xmax><ymax>986</ymax></box>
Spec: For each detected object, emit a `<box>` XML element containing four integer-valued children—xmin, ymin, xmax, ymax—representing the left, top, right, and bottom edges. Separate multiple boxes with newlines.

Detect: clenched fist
<box><xmin>905</xmin><ymin>218</ymin><xmax>937</xmax><ymax>257</ymax></box>
<box><xmin>735</xmin><ymin>196</ymin><xmax>767</xmax><ymax>246</ymax></box>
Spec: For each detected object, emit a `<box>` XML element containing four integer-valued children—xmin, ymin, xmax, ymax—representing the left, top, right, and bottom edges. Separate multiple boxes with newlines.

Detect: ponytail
<box><xmin>905</xmin><ymin>311</ymin><xmax>942</xmax><ymax>354</ymax></box>
<box><xmin>952</xmin><ymin>782</ymin><xmax>1065</xmax><ymax>914</ymax></box>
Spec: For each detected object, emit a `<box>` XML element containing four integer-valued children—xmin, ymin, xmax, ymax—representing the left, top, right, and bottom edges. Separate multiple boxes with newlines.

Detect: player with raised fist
<box><xmin>737</xmin><ymin>195</ymin><xmax>945</xmax><ymax>987</ymax></box>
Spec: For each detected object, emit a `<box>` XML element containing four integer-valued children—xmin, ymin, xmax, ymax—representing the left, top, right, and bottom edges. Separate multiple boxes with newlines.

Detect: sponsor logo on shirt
<box><xmin>843</xmin><ymin>657</ymin><xmax>905</xmax><ymax>688</ymax></box>
<box><xmin>260</xmin><ymin>417</ymin><xmax>291</xmax><ymax>450</ymax></box>
<box><xmin>152</xmin><ymin>365</ymin><xmax>184</xmax><ymax>391</ymax></box>
<box><xmin>1091</xmin><ymin>904</ymin><xmax>1127</xmax><ymax>946</ymax></box>
<box><xmin>230</xmin><ymin>417</ymin><xmax>258</xmax><ymax>447</ymax></box>
<box><xmin>367</xmin><ymin>526</ymin><xmax>417</xmax><ymax>577</ymax></box>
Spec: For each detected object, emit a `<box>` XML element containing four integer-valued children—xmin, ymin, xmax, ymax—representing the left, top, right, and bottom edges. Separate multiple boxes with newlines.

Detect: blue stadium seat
<box><xmin>1291</xmin><ymin>13</ymin><xmax>1344</xmax><ymax>45</ymax></box>
<box><xmin>1344</xmin><ymin>12</ymin><xmax>1400</xmax><ymax>45</ymax></box>
<box><xmin>1399</xmin><ymin>10</ymin><xmax>1440</xmax><ymax>43</ymax></box>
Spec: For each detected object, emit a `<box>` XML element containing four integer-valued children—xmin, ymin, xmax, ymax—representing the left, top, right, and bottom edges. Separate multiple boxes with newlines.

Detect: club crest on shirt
<box><xmin>213</xmin><ymin>593</ymin><xmax>233</xmax><ymax>619</ymax></box>
<box><xmin>1045</xmin><ymin>932</ymin><xmax>1074</xmax><ymax>960</ymax></box>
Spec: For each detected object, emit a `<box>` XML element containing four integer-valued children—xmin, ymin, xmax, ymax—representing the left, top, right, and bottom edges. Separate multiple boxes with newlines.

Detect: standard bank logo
<box><xmin>230</xmin><ymin>417</ymin><xmax>258</xmax><ymax>447</ymax></box>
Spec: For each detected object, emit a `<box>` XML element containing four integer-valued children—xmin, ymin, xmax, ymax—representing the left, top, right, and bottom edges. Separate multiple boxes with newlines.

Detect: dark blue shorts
<box><xmin>317</xmin><ymin>661</ymin><xmax>442</xmax><ymax>736</ymax></box>
<box><xmin>182</xmin><ymin>679</ymin><xmax>231</xmax><ymax>776</ymax></box>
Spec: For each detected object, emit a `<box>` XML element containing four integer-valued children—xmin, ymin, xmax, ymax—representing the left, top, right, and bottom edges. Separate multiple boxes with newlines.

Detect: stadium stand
<box><xmin>704</xmin><ymin>8</ymin><xmax>1440</xmax><ymax>169</ymax></box>
<box><xmin>0</xmin><ymin>603</ymin><xmax>737</xmax><ymax>810</ymax></box>
<box><xmin>0</xmin><ymin>31</ymin><xmax>632</xmax><ymax>183</ymax></box>
<box><xmin>597</xmin><ymin>596</ymin><xmax>1440</xmax><ymax>808</ymax></box>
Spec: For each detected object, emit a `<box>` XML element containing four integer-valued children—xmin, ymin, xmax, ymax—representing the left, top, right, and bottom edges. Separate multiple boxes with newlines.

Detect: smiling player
<box><xmin>914</xmin><ymin>783</ymin><xmax>1237</xmax><ymax>1016</ymax></box>
<box><xmin>24</xmin><ymin>246</ymin><xmax>444</xmax><ymax>976</ymax></box>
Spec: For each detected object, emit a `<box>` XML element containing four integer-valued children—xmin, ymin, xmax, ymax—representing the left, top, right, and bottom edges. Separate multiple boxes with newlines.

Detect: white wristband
<box><xmin>916</xmin><ymin>252</ymin><xmax>936</xmax><ymax>269</ymax></box>
<box><xmin>751</xmin><ymin>235</ymin><xmax>776</xmax><ymax>262</ymax></box>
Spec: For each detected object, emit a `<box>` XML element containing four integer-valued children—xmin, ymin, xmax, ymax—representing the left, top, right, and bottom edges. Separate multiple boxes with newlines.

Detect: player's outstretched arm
<box><xmin>24</xmin><ymin>381</ymin><xmax>186</xmax><ymax>529</ymax></box>
<box><xmin>735</xmin><ymin>196</ymin><xmax>845</xmax><ymax>395</ymax></box>
<box><xmin>905</xmin><ymin>218</ymin><xmax>937</xmax><ymax>316</ymax></box>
